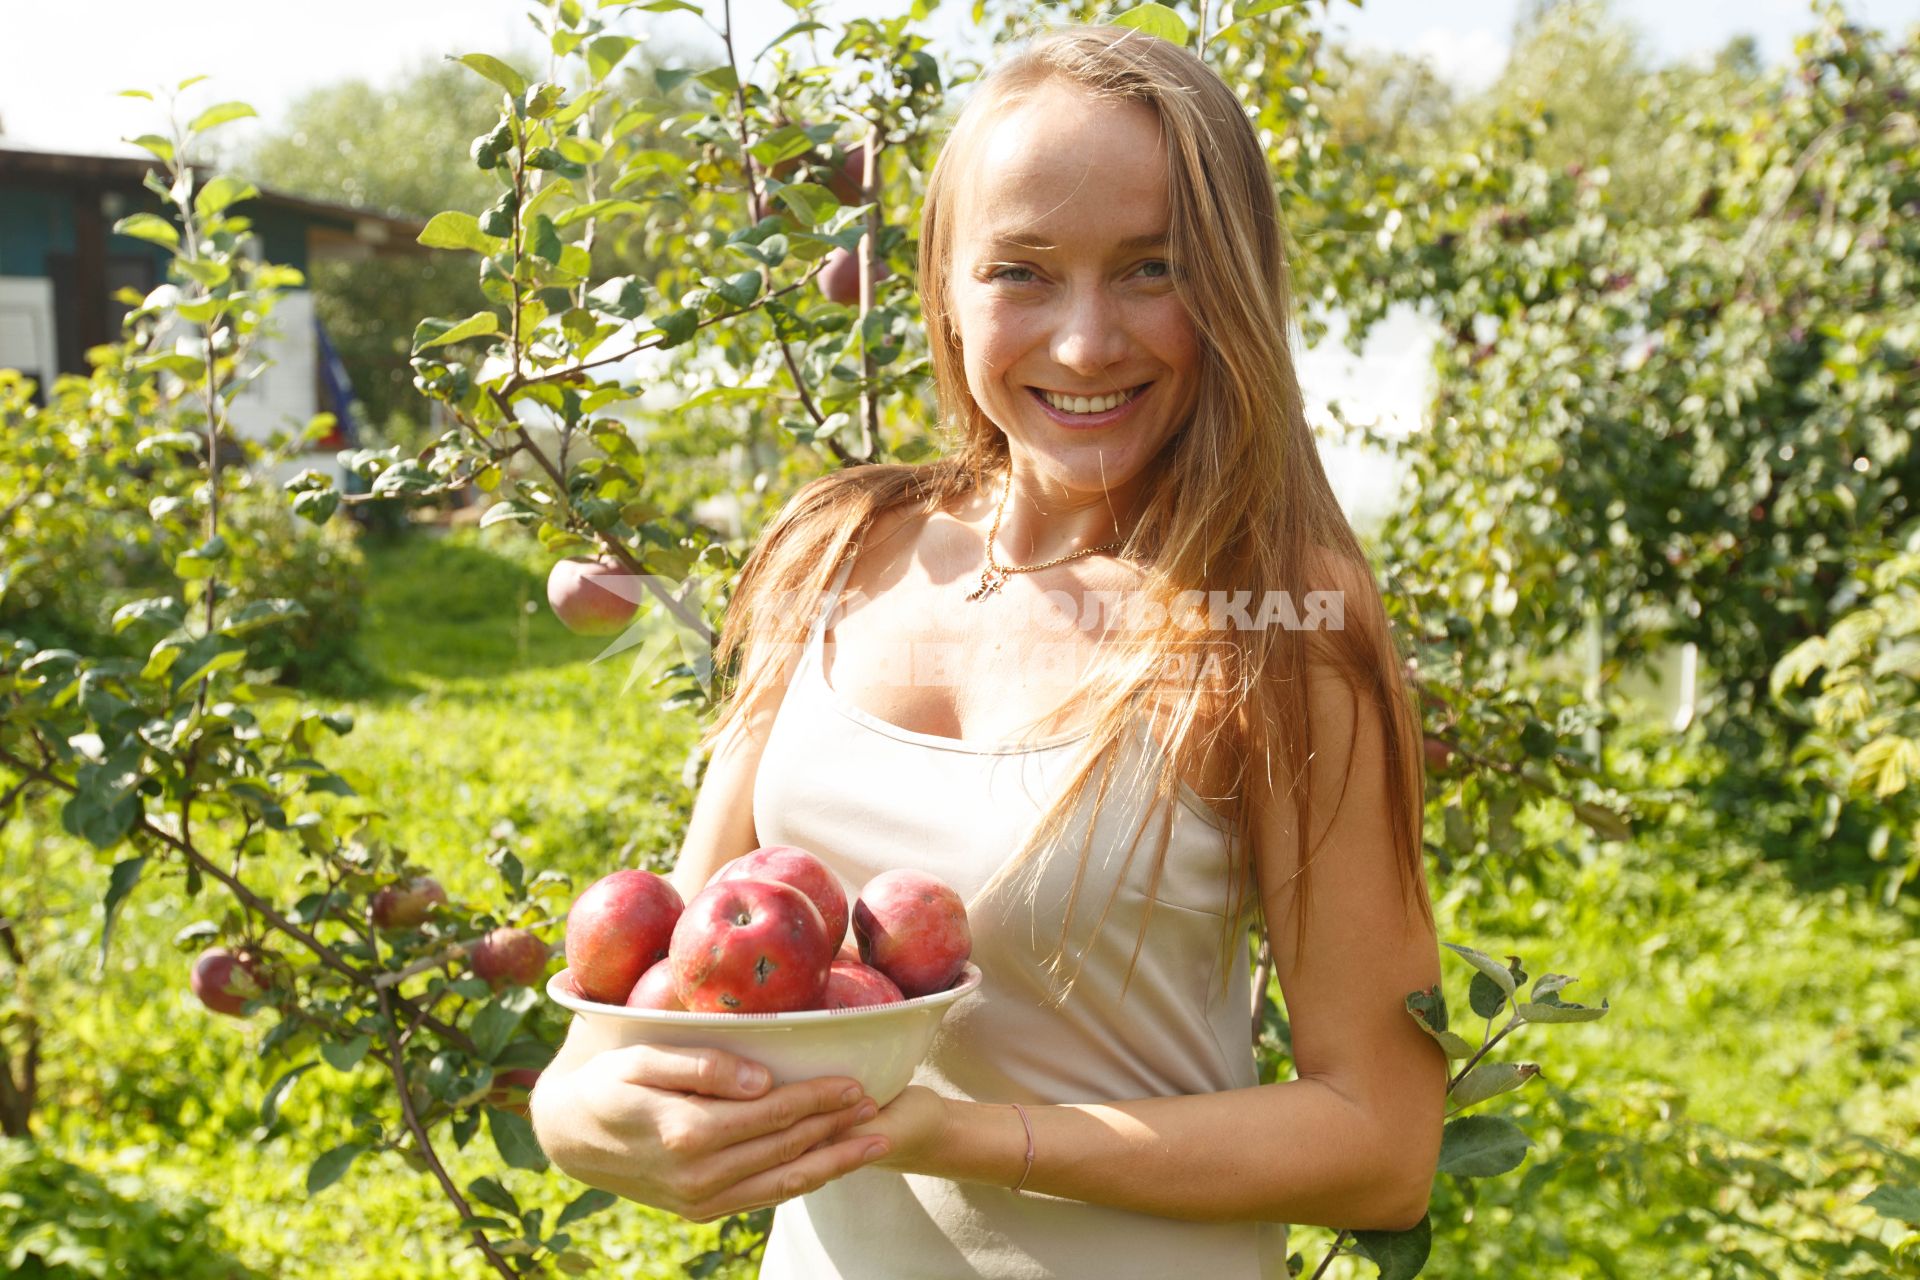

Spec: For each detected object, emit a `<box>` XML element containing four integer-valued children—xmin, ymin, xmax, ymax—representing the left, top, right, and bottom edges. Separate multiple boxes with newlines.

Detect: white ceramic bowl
<box><xmin>546</xmin><ymin>963</ymin><xmax>981</xmax><ymax>1107</ymax></box>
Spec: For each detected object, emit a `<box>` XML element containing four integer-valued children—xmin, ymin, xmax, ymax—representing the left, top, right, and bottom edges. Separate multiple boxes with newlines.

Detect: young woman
<box><xmin>531</xmin><ymin>23</ymin><xmax>1444</xmax><ymax>1278</ymax></box>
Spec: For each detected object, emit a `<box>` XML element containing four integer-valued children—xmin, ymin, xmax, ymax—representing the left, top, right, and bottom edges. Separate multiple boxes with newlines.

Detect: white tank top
<box><xmin>752</xmin><ymin>552</ymin><xmax>1290</xmax><ymax>1278</ymax></box>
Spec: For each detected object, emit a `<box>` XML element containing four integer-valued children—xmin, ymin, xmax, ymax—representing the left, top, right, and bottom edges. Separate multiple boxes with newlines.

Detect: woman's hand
<box><xmin>529</xmin><ymin>1041</ymin><xmax>892</xmax><ymax>1224</ymax></box>
<box><xmin>830</xmin><ymin>1084</ymin><xmax>952</xmax><ymax>1173</ymax></box>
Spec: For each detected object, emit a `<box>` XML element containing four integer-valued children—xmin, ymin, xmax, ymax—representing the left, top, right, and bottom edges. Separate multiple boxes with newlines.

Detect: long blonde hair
<box><xmin>699</xmin><ymin>23</ymin><xmax>1427</xmax><ymax>1008</ymax></box>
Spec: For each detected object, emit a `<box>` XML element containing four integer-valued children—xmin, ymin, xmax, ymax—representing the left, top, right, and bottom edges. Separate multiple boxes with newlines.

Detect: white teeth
<box><xmin>1039</xmin><ymin>386</ymin><xmax>1136</xmax><ymax>414</ymax></box>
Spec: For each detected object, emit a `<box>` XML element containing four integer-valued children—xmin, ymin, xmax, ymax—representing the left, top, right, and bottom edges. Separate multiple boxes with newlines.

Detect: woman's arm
<box><xmin>854</xmin><ymin>603</ymin><xmax>1446</xmax><ymax>1230</ymax></box>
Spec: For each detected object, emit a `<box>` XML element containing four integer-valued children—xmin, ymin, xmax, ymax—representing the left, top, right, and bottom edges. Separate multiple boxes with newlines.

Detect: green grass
<box><xmin>8</xmin><ymin>529</ymin><xmax>1918</xmax><ymax>1278</ymax></box>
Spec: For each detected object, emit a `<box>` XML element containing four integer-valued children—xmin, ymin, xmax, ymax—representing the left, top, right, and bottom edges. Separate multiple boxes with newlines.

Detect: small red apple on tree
<box><xmin>472</xmin><ymin>927</ymin><xmax>549</xmax><ymax>991</ymax></box>
<box><xmin>546</xmin><ymin>555</ymin><xmax>639</xmax><ymax>637</ymax></box>
<box><xmin>565</xmin><ymin>868</ymin><xmax>684</xmax><ymax>1004</ymax></box>
<box><xmin>190</xmin><ymin>946</ymin><xmax>268</xmax><ymax>1017</ymax></box>
<box><xmin>670</xmin><ymin>878</ymin><xmax>833</xmax><ymax>1013</ymax></box>
<box><xmin>708</xmin><ymin>846</ymin><xmax>849</xmax><ymax>948</ymax></box>
<box><xmin>853</xmin><ymin>869</ymin><xmax>971</xmax><ymax>998</ymax></box>
<box><xmin>818</xmin><ymin>246</ymin><xmax>892</xmax><ymax>306</ymax></box>
<box><xmin>371</xmin><ymin>875</ymin><xmax>446</xmax><ymax>929</ymax></box>
<box><xmin>826</xmin><ymin>144</ymin><xmax>868</xmax><ymax>206</ymax></box>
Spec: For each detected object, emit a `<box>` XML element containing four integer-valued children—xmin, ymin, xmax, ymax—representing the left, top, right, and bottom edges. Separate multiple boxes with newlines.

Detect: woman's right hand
<box><xmin>529</xmin><ymin>1040</ymin><xmax>891</xmax><ymax>1224</ymax></box>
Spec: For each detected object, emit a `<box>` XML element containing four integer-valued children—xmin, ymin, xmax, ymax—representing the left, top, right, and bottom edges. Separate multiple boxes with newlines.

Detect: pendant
<box><xmin>965</xmin><ymin>565</ymin><xmax>1010</xmax><ymax>601</ymax></box>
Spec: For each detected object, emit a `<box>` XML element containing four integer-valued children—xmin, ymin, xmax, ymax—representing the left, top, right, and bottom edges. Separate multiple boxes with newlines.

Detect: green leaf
<box><xmin>175</xmin><ymin>256</ymin><xmax>232</xmax><ymax>288</ymax></box>
<box><xmin>467</xmin><ymin>1175</ymin><xmax>521</xmax><ymax>1218</ymax></box>
<box><xmin>749</xmin><ymin>124</ymin><xmax>816</xmax><ymax>169</ymax></box>
<box><xmin>306</xmin><ymin>1142</ymin><xmax>368</xmax><ymax>1194</ymax></box>
<box><xmin>556</xmin><ymin>1188</ymin><xmax>616</xmax><ymax>1230</ymax></box>
<box><xmin>470</xmin><ymin>996</ymin><xmax>531</xmax><ymax>1062</ymax></box>
<box><xmin>527</xmin><ymin>214</ymin><xmax>563</xmax><ymax>264</ymax></box>
<box><xmin>586</xmin><ymin>276</ymin><xmax>650</xmax><ymax>320</ymax></box>
<box><xmin>175</xmin><ymin>535</ymin><xmax>228</xmax><ymax>581</ymax></box>
<box><xmin>1437</xmin><ymin>1114</ymin><xmax>1531</xmax><ymax>1178</ymax></box>
<box><xmin>754</xmin><ymin>21</ymin><xmax>830</xmax><ymax>63</ymax></box>
<box><xmin>491</xmin><ymin>1039</ymin><xmax>557</xmax><ymax>1071</ymax></box>
<box><xmin>1352</xmin><ymin>1214</ymin><xmax>1431</xmax><ymax>1280</ymax></box>
<box><xmin>479</xmin><ymin>501</ymin><xmax>539</xmax><ymax>528</ymax></box>
<box><xmin>554</xmin><ymin>198</ymin><xmax>646</xmax><ymax>229</ymax></box>
<box><xmin>260</xmin><ymin>1062</ymin><xmax>316</xmax><ymax>1129</ymax></box>
<box><xmin>413</xmin><ymin>311</ymin><xmax>502</xmax><ymax>351</ymax></box>
<box><xmin>586</xmin><ymin>34</ymin><xmax>638</xmax><ymax>81</ymax></box>
<box><xmin>694</xmin><ymin>65</ymin><xmax>739</xmax><ymax>96</ymax></box>
<box><xmin>650</xmin><ymin>307</ymin><xmax>699</xmax><ymax>349</ymax></box>
<box><xmin>1448</xmin><ymin>1061</ymin><xmax>1540</xmax><ymax>1107</ymax></box>
<box><xmin>417</xmin><ymin>211</ymin><xmax>503</xmax><ymax>255</ymax></box>
<box><xmin>189</xmin><ymin>101</ymin><xmax>256</xmax><ymax>134</ymax></box>
<box><xmin>454</xmin><ymin>53</ymin><xmax>529</xmax><ymax>97</ymax></box>
<box><xmin>291</xmin><ymin>488</ymin><xmax>340</xmax><ymax>525</ymax></box>
<box><xmin>774</xmin><ymin>182</ymin><xmax>840</xmax><ymax>225</ymax></box>
<box><xmin>100</xmin><ymin>856</ymin><xmax>148</xmax><ymax>968</ymax></box>
<box><xmin>1442</xmin><ymin>943</ymin><xmax>1517</xmax><ymax>998</ymax></box>
<box><xmin>1863</xmin><ymin>1185</ymin><xmax>1920</xmax><ymax>1226</ymax></box>
<box><xmin>114</xmin><ymin>213</ymin><xmax>180</xmax><ymax>248</ymax></box>
<box><xmin>1406</xmin><ymin>989</ymin><xmax>1475</xmax><ymax>1059</ymax></box>
<box><xmin>1467</xmin><ymin>971</ymin><xmax>1509</xmax><ymax>1019</ymax></box>
<box><xmin>221</xmin><ymin>598</ymin><xmax>309</xmax><ymax>637</ymax></box>
<box><xmin>1571</xmin><ymin>801</ymin><xmax>1632</xmax><ymax>842</ymax></box>
<box><xmin>125</xmin><ymin>134</ymin><xmax>175</xmax><ymax>163</ymax></box>
<box><xmin>194</xmin><ymin>176</ymin><xmax>257</xmax><ymax>218</ymax></box>
<box><xmin>1515</xmin><ymin>995</ymin><xmax>1610</xmax><ymax>1024</ymax></box>
<box><xmin>113</xmin><ymin>596</ymin><xmax>184</xmax><ymax>634</ymax></box>
<box><xmin>486</xmin><ymin>1106</ymin><xmax>549</xmax><ymax>1172</ymax></box>
<box><xmin>321</xmin><ymin>1035</ymin><xmax>372</xmax><ymax>1072</ymax></box>
<box><xmin>714</xmin><ymin>270</ymin><xmax>764</xmax><ymax>308</ymax></box>
<box><xmin>1111</xmin><ymin>3</ymin><xmax>1189</xmax><ymax>45</ymax></box>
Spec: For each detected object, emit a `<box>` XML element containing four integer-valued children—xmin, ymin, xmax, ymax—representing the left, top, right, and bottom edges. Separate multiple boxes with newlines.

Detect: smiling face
<box><xmin>946</xmin><ymin>79</ymin><xmax>1201</xmax><ymax>505</ymax></box>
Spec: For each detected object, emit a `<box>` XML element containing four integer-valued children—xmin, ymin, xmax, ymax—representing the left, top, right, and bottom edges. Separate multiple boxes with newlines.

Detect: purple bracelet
<box><xmin>1009</xmin><ymin>1102</ymin><xmax>1035</xmax><ymax>1194</ymax></box>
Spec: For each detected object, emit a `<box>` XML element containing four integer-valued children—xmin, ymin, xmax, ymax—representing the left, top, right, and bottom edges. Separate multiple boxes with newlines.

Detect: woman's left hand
<box><xmin>815</xmin><ymin>1084</ymin><xmax>950</xmax><ymax>1173</ymax></box>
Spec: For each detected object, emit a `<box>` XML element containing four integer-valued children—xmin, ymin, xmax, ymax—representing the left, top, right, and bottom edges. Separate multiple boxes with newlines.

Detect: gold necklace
<box><xmin>964</xmin><ymin>468</ymin><xmax>1126</xmax><ymax>602</ymax></box>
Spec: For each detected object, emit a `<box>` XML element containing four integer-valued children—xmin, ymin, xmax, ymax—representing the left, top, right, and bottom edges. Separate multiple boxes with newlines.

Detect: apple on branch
<box><xmin>471</xmin><ymin>927</ymin><xmax>549</xmax><ymax>992</ymax></box>
<box><xmin>547</xmin><ymin>555</ymin><xmax>639</xmax><ymax>637</ymax></box>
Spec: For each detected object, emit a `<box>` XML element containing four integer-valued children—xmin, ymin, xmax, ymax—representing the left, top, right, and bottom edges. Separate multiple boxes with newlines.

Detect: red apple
<box><xmin>624</xmin><ymin>957</ymin><xmax>684</xmax><ymax>1010</ymax></box>
<box><xmin>486</xmin><ymin>1067</ymin><xmax>544</xmax><ymax>1117</ymax></box>
<box><xmin>827</xmin><ymin>144</ymin><xmax>868</xmax><ymax>205</ymax></box>
<box><xmin>546</xmin><ymin>555</ymin><xmax>639</xmax><ymax>637</ymax></box>
<box><xmin>853</xmin><ymin>870</ymin><xmax>971</xmax><ymax>998</ymax></box>
<box><xmin>190</xmin><ymin>946</ymin><xmax>267</xmax><ymax>1017</ymax></box>
<box><xmin>669</xmin><ymin>878</ymin><xmax>833</xmax><ymax>1013</ymax></box>
<box><xmin>836</xmin><ymin>934</ymin><xmax>861</xmax><ymax>963</ymax></box>
<box><xmin>371</xmin><ymin>876</ymin><xmax>446</xmax><ymax>929</ymax></box>
<box><xmin>472</xmin><ymin>927</ymin><xmax>549</xmax><ymax>991</ymax></box>
<box><xmin>821</xmin><ymin>960</ymin><xmax>904</xmax><ymax>1010</ymax></box>
<box><xmin>818</xmin><ymin>246</ymin><xmax>891</xmax><ymax>306</ymax></box>
<box><xmin>708</xmin><ymin>846</ymin><xmax>848</xmax><ymax>949</ymax></box>
<box><xmin>565</xmin><ymin>869</ymin><xmax>684</xmax><ymax>1004</ymax></box>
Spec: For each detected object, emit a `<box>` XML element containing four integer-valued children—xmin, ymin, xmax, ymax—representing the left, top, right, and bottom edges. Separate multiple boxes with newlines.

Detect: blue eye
<box><xmin>989</xmin><ymin>265</ymin><xmax>1036</xmax><ymax>283</ymax></box>
<box><xmin>1140</xmin><ymin>260</ymin><xmax>1173</xmax><ymax>279</ymax></box>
